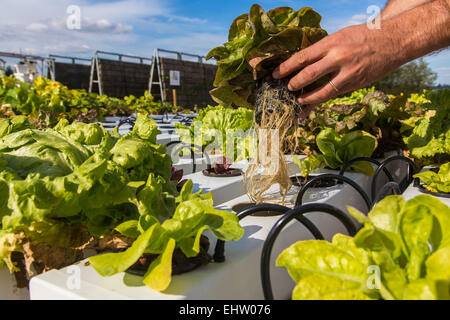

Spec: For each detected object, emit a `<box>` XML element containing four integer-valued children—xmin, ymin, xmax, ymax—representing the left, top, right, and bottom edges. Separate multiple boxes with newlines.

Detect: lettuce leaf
<box><xmin>414</xmin><ymin>163</ymin><xmax>450</xmax><ymax>194</ymax></box>
<box><xmin>296</xmin><ymin>128</ymin><xmax>378</xmax><ymax>177</ymax></box>
<box><xmin>89</xmin><ymin>181</ymin><xmax>244</xmax><ymax>291</ymax></box>
<box><xmin>403</xmin><ymin>97</ymin><xmax>450</xmax><ymax>164</ymax></box>
<box><xmin>175</xmin><ymin>105</ymin><xmax>254</xmax><ymax>161</ymax></box>
<box><xmin>0</xmin><ymin>114</ymin><xmax>176</xmax><ymax>274</ymax></box>
<box><xmin>278</xmin><ymin>195</ymin><xmax>450</xmax><ymax>300</ymax></box>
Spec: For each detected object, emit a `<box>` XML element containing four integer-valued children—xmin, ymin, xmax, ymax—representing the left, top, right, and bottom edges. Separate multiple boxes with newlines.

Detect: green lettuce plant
<box><xmin>175</xmin><ymin>105</ymin><xmax>255</xmax><ymax>161</ymax></box>
<box><xmin>206</xmin><ymin>4</ymin><xmax>327</xmax><ymax>108</ymax></box>
<box><xmin>277</xmin><ymin>195</ymin><xmax>450</xmax><ymax>300</ymax></box>
<box><xmin>296</xmin><ymin>128</ymin><xmax>378</xmax><ymax>177</ymax></box>
<box><xmin>414</xmin><ymin>162</ymin><xmax>450</xmax><ymax>194</ymax></box>
<box><xmin>0</xmin><ymin>114</ymin><xmax>175</xmax><ymax>273</ymax></box>
<box><xmin>0</xmin><ymin>113</ymin><xmax>244</xmax><ymax>290</ymax></box>
<box><xmin>307</xmin><ymin>89</ymin><xmax>417</xmax><ymax>158</ymax></box>
<box><xmin>89</xmin><ymin>180</ymin><xmax>244</xmax><ymax>291</ymax></box>
<box><xmin>321</xmin><ymin>87</ymin><xmax>376</xmax><ymax>107</ymax></box>
<box><xmin>403</xmin><ymin>90</ymin><xmax>450</xmax><ymax>165</ymax></box>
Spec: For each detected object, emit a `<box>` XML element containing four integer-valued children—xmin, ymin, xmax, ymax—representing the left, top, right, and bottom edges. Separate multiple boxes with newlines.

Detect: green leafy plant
<box><xmin>0</xmin><ymin>113</ymin><xmax>244</xmax><ymax>290</ymax></box>
<box><xmin>0</xmin><ymin>114</ymin><xmax>174</xmax><ymax>275</ymax></box>
<box><xmin>0</xmin><ymin>75</ymin><xmax>193</xmax><ymax>127</ymax></box>
<box><xmin>89</xmin><ymin>180</ymin><xmax>244</xmax><ymax>291</ymax></box>
<box><xmin>277</xmin><ymin>195</ymin><xmax>450</xmax><ymax>300</ymax></box>
<box><xmin>403</xmin><ymin>99</ymin><xmax>449</xmax><ymax>165</ymax></box>
<box><xmin>206</xmin><ymin>4</ymin><xmax>327</xmax><ymax>108</ymax></box>
<box><xmin>305</xmin><ymin>89</ymin><xmax>421</xmax><ymax>158</ymax></box>
<box><xmin>322</xmin><ymin>87</ymin><xmax>376</xmax><ymax>107</ymax></box>
<box><xmin>175</xmin><ymin>105</ymin><xmax>255</xmax><ymax>161</ymax></box>
<box><xmin>414</xmin><ymin>163</ymin><xmax>450</xmax><ymax>194</ymax></box>
<box><xmin>296</xmin><ymin>128</ymin><xmax>378</xmax><ymax>177</ymax></box>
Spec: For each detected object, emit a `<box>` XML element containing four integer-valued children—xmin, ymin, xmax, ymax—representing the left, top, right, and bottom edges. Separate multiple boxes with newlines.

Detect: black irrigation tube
<box><xmin>371</xmin><ymin>156</ymin><xmax>419</xmax><ymax>202</ymax></box>
<box><xmin>117</xmin><ymin>117</ymin><xmax>137</xmax><ymax>131</ymax></box>
<box><xmin>260</xmin><ymin>203</ymin><xmax>357</xmax><ymax>300</ymax></box>
<box><xmin>373</xmin><ymin>181</ymin><xmax>402</xmax><ymax>205</ymax></box>
<box><xmin>213</xmin><ymin>204</ymin><xmax>324</xmax><ymax>263</ymax></box>
<box><xmin>339</xmin><ymin>157</ymin><xmax>394</xmax><ymax>184</ymax></box>
<box><xmin>167</xmin><ymin>141</ymin><xmax>212</xmax><ymax>173</ymax></box>
<box><xmin>295</xmin><ymin>174</ymin><xmax>372</xmax><ymax>211</ymax></box>
<box><xmin>158</xmin><ymin>112</ymin><xmax>194</xmax><ymax>126</ymax></box>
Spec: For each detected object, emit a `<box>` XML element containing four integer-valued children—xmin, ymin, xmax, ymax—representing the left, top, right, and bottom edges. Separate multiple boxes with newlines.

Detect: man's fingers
<box><xmin>272</xmin><ymin>43</ymin><xmax>325</xmax><ymax>79</ymax></box>
<box><xmin>287</xmin><ymin>58</ymin><xmax>335</xmax><ymax>91</ymax></box>
<box><xmin>297</xmin><ymin>75</ymin><xmax>344</xmax><ymax>105</ymax></box>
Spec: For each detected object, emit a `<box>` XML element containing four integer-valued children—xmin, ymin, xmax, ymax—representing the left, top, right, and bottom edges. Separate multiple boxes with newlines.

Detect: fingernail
<box><xmin>272</xmin><ymin>69</ymin><xmax>280</xmax><ymax>79</ymax></box>
<box><xmin>288</xmin><ymin>83</ymin><xmax>294</xmax><ymax>91</ymax></box>
<box><xmin>298</xmin><ymin>97</ymin><xmax>305</xmax><ymax>104</ymax></box>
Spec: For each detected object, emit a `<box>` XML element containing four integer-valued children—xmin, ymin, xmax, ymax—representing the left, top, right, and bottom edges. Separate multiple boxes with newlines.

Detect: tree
<box><xmin>5</xmin><ymin>66</ymin><xmax>14</xmax><ymax>76</ymax></box>
<box><xmin>372</xmin><ymin>58</ymin><xmax>437</xmax><ymax>96</ymax></box>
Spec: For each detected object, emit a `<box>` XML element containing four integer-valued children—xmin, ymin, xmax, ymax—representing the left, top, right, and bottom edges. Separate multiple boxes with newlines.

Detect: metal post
<box><xmin>96</xmin><ymin>54</ymin><xmax>103</xmax><ymax>95</ymax></box>
<box><xmin>156</xmin><ymin>49</ymin><xmax>165</xmax><ymax>102</ymax></box>
<box><xmin>47</xmin><ymin>59</ymin><xmax>56</xmax><ymax>81</ymax></box>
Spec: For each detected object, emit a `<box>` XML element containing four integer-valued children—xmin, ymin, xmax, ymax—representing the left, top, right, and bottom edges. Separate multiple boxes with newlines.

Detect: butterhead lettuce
<box><xmin>277</xmin><ymin>195</ymin><xmax>450</xmax><ymax>300</ymax></box>
<box><xmin>297</xmin><ymin>128</ymin><xmax>378</xmax><ymax>177</ymax></box>
<box><xmin>0</xmin><ymin>114</ymin><xmax>174</xmax><ymax>275</ymax></box>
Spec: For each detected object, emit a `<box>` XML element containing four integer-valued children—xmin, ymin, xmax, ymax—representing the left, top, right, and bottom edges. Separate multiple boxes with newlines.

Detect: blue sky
<box><xmin>1</xmin><ymin>0</ymin><xmax>449</xmax><ymax>84</ymax></box>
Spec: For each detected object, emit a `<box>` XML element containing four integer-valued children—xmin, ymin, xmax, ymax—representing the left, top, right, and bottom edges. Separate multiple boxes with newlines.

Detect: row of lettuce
<box><xmin>176</xmin><ymin>88</ymin><xmax>449</xmax><ymax>192</ymax></box>
<box><xmin>0</xmin><ymin>75</ymin><xmax>187</xmax><ymax>128</ymax></box>
<box><xmin>0</xmin><ymin>114</ymin><xmax>244</xmax><ymax>291</ymax></box>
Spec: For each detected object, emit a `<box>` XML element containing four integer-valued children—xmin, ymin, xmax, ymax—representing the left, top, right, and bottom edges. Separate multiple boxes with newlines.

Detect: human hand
<box><xmin>272</xmin><ymin>23</ymin><xmax>404</xmax><ymax>105</ymax></box>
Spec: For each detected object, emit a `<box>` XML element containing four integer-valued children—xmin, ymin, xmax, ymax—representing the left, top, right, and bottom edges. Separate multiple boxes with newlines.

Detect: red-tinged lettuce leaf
<box><xmin>171</xmin><ymin>167</ymin><xmax>184</xmax><ymax>183</ymax></box>
<box><xmin>214</xmin><ymin>156</ymin><xmax>232</xmax><ymax>174</ymax></box>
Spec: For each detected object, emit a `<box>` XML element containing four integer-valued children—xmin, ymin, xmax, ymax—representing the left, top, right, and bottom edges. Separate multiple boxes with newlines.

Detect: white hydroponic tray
<box><xmin>29</xmin><ymin>168</ymin><xmax>372</xmax><ymax>300</ymax></box>
<box><xmin>180</xmin><ymin>155</ymin><xmax>306</xmax><ymax>206</ymax></box>
<box><xmin>155</xmin><ymin>133</ymin><xmax>180</xmax><ymax>145</ymax></box>
<box><xmin>172</xmin><ymin>154</ymin><xmax>222</xmax><ymax>175</ymax></box>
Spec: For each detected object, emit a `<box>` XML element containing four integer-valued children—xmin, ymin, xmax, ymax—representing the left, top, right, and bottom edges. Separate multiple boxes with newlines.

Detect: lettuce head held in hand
<box><xmin>207</xmin><ymin>4</ymin><xmax>328</xmax><ymax>203</ymax></box>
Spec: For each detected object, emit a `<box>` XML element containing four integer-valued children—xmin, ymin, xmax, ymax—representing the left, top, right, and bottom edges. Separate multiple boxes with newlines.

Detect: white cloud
<box><xmin>351</xmin><ymin>14</ymin><xmax>367</xmax><ymax>21</ymax></box>
<box><xmin>0</xmin><ymin>0</ymin><xmax>213</xmax><ymax>57</ymax></box>
<box><xmin>26</xmin><ymin>23</ymin><xmax>49</xmax><ymax>32</ymax></box>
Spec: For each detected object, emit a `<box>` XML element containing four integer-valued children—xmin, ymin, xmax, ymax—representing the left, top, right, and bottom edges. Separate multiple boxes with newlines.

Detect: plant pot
<box><xmin>290</xmin><ymin>175</ymin><xmax>338</xmax><ymax>188</ymax></box>
<box><xmin>202</xmin><ymin>168</ymin><xmax>243</xmax><ymax>177</ymax></box>
<box><xmin>125</xmin><ymin>235</ymin><xmax>212</xmax><ymax>277</ymax></box>
<box><xmin>416</xmin><ymin>184</ymin><xmax>450</xmax><ymax>199</ymax></box>
<box><xmin>231</xmin><ymin>203</ymin><xmax>286</xmax><ymax>217</ymax></box>
<box><xmin>415</xmin><ymin>168</ymin><xmax>450</xmax><ymax>199</ymax></box>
